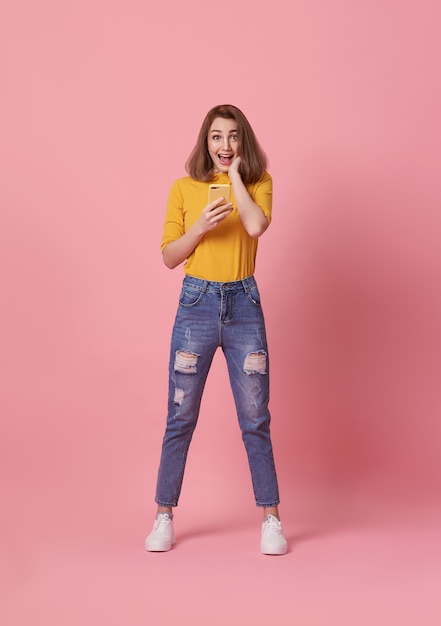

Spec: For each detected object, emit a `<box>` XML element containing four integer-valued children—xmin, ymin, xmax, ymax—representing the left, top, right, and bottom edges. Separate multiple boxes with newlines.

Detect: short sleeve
<box><xmin>252</xmin><ymin>171</ymin><xmax>273</xmax><ymax>223</ymax></box>
<box><xmin>161</xmin><ymin>180</ymin><xmax>185</xmax><ymax>251</ymax></box>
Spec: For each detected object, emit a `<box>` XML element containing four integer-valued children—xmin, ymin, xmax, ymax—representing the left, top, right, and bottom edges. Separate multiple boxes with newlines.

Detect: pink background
<box><xmin>1</xmin><ymin>0</ymin><xmax>440</xmax><ymax>623</ymax></box>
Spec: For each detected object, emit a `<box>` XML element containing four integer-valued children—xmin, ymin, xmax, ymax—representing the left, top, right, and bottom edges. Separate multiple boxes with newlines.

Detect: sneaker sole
<box><xmin>260</xmin><ymin>543</ymin><xmax>288</xmax><ymax>555</ymax></box>
<box><xmin>145</xmin><ymin>536</ymin><xmax>176</xmax><ymax>552</ymax></box>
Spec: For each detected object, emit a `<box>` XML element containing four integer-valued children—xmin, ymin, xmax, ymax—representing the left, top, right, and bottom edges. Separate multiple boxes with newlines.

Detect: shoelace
<box><xmin>263</xmin><ymin>517</ymin><xmax>282</xmax><ymax>534</ymax></box>
<box><xmin>155</xmin><ymin>514</ymin><xmax>172</xmax><ymax>533</ymax></box>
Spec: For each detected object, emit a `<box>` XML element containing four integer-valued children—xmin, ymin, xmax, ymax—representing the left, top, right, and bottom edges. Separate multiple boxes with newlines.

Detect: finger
<box><xmin>212</xmin><ymin>202</ymin><xmax>232</xmax><ymax>214</ymax></box>
<box><xmin>208</xmin><ymin>197</ymin><xmax>225</xmax><ymax>210</ymax></box>
<box><xmin>213</xmin><ymin>210</ymin><xmax>232</xmax><ymax>225</ymax></box>
<box><xmin>209</xmin><ymin>205</ymin><xmax>232</xmax><ymax>225</ymax></box>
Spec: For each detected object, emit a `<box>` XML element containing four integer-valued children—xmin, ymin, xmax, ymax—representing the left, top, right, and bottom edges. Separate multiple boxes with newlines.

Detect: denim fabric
<box><xmin>155</xmin><ymin>275</ymin><xmax>280</xmax><ymax>508</ymax></box>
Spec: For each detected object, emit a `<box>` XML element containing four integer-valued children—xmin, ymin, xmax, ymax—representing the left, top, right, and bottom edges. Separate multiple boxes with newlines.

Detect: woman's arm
<box><xmin>228</xmin><ymin>157</ymin><xmax>269</xmax><ymax>238</ymax></box>
<box><xmin>162</xmin><ymin>198</ymin><xmax>233</xmax><ymax>269</ymax></box>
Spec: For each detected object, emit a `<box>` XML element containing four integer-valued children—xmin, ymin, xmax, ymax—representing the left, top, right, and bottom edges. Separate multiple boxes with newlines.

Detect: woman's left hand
<box><xmin>228</xmin><ymin>156</ymin><xmax>241</xmax><ymax>178</ymax></box>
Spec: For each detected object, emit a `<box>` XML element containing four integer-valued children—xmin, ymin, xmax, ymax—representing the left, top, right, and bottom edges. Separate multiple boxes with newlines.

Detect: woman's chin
<box><xmin>216</xmin><ymin>164</ymin><xmax>230</xmax><ymax>173</ymax></box>
<box><xmin>212</xmin><ymin>161</ymin><xmax>230</xmax><ymax>174</ymax></box>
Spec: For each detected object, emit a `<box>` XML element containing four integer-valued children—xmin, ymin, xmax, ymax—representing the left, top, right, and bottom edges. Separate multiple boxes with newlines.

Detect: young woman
<box><xmin>145</xmin><ymin>104</ymin><xmax>287</xmax><ymax>555</ymax></box>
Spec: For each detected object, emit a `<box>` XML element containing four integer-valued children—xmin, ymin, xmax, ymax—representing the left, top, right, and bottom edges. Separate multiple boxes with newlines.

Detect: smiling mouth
<box><xmin>219</xmin><ymin>155</ymin><xmax>233</xmax><ymax>165</ymax></box>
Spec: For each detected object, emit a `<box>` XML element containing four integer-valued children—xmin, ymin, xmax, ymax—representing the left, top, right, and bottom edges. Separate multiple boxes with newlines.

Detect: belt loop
<box><xmin>242</xmin><ymin>278</ymin><xmax>249</xmax><ymax>293</ymax></box>
<box><xmin>201</xmin><ymin>280</ymin><xmax>208</xmax><ymax>294</ymax></box>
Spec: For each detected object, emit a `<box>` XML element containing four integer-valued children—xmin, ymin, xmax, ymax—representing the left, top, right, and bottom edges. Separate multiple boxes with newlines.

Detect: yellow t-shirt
<box><xmin>161</xmin><ymin>171</ymin><xmax>272</xmax><ymax>282</ymax></box>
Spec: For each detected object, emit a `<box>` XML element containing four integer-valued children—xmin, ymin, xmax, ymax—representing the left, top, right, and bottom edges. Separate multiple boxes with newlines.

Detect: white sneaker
<box><xmin>260</xmin><ymin>515</ymin><xmax>288</xmax><ymax>555</ymax></box>
<box><xmin>145</xmin><ymin>513</ymin><xmax>176</xmax><ymax>552</ymax></box>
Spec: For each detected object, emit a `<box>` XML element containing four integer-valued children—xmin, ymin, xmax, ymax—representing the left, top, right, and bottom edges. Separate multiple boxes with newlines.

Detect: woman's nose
<box><xmin>222</xmin><ymin>137</ymin><xmax>231</xmax><ymax>150</ymax></box>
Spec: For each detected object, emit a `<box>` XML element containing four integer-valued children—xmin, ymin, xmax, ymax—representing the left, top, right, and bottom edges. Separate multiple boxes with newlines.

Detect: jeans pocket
<box><xmin>179</xmin><ymin>285</ymin><xmax>203</xmax><ymax>307</ymax></box>
<box><xmin>247</xmin><ymin>285</ymin><xmax>262</xmax><ymax>306</ymax></box>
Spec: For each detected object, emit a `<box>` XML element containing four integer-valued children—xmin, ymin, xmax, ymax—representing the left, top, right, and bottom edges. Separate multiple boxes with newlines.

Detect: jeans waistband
<box><xmin>182</xmin><ymin>275</ymin><xmax>257</xmax><ymax>293</ymax></box>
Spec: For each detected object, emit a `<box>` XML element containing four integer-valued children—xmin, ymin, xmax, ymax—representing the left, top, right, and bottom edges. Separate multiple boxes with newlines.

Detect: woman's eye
<box><xmin>212</xmin><ymin>135</ymin><xmax>221</xmax><ymax>140</ymax></box>
<box><xmin>230</xmin><ymin>135</ymin><xmax>238</xmax><ymax>141</ymax></box>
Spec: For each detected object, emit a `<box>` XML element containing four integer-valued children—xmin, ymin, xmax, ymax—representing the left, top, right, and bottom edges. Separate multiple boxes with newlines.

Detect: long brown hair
<box><xmin>185</xmin><ymin>104</ymin><xmax>267</xmax><ymax>184</ymax></box>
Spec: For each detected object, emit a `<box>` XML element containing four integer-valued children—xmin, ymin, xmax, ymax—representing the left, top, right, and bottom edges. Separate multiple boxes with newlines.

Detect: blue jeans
<box><xmin>155</xmin><ymin>275</ymin><xmax>280</xmax><ymax>508</ymax></box>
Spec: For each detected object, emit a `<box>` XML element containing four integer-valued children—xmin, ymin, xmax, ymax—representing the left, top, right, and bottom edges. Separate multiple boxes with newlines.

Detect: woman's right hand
<box><xmin>197</xmin><ymin>198</ymin><xmax>233</xmax><ymax>233</ymax></box>
<box><xmin>163</xmin><ymin>198</ymin><xmax>233</xmax><ymax>269</ymax></box>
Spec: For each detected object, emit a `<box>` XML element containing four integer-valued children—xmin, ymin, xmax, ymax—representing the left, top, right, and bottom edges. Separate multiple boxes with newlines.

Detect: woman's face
<box><xmin>207</xmin><ymin>117</ymin><xmax>239</xmax><ymax>173</ymax></box>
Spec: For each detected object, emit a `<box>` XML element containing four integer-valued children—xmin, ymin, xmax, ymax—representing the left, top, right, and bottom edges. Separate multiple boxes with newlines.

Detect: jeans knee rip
<box><xmin>243</xmin><ymin>351</ymin><xmax>267</xmax><ymax>375</ymax></box>
<box><xmin>174</xmin><ymin>350</ymin><xmax>199</xmax><ymax>374</ymax></box>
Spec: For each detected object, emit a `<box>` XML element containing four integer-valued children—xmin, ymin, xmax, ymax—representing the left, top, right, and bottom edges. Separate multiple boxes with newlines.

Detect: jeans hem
<box><xmin>155</xmin><ymin>499</ymin><xmax>178</xmax><ymax>508</ymax></box>
<box><xmin>256</xmin><ymin>500</ymin><xmax>280</xmax><ymax>508</ymax></box>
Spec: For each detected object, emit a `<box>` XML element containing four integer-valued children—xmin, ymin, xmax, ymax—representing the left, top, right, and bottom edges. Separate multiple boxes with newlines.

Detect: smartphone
<box><xmin>208</xmin><ymin>183</ymin><xmax>231</xmax><ymax>204</ymax></box>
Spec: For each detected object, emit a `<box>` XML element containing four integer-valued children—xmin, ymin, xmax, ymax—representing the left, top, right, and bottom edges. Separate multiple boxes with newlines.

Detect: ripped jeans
<box><xmin>155</xmin><ymin>275</ymin><xmax>280</xmax><ymax>508</ymax></box>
